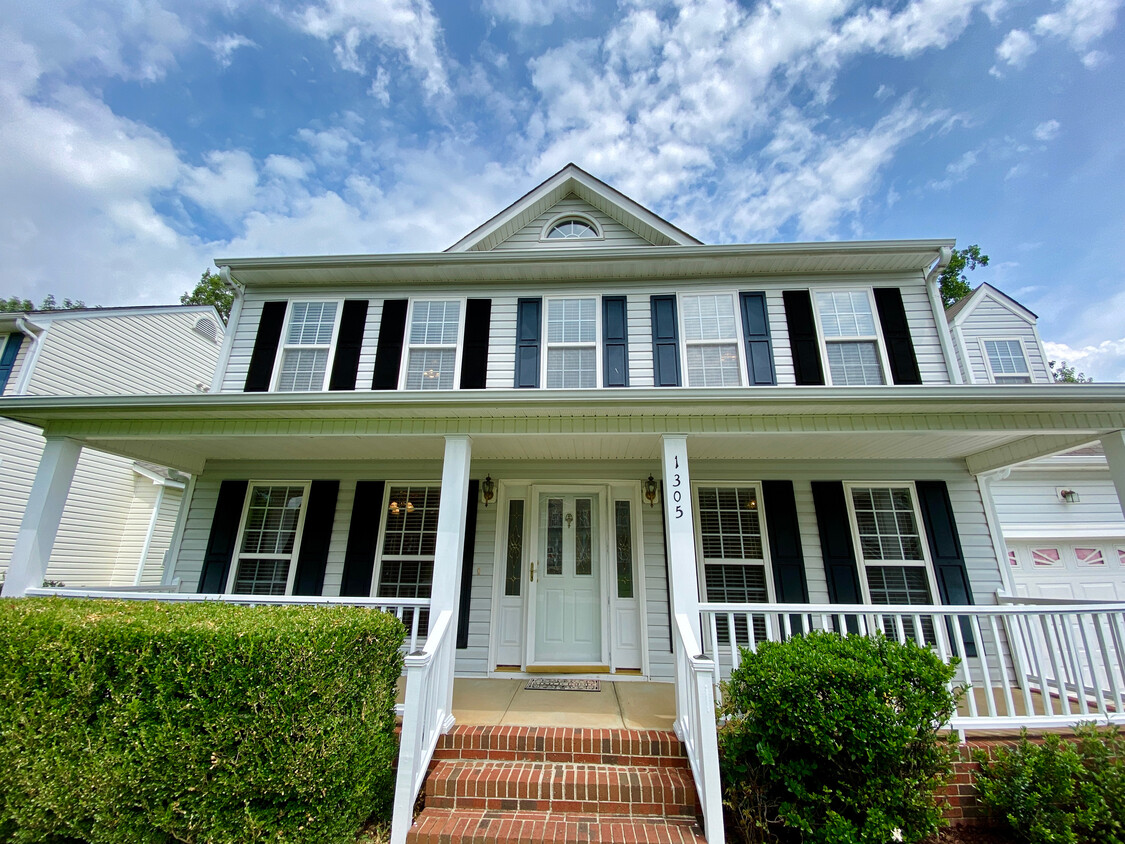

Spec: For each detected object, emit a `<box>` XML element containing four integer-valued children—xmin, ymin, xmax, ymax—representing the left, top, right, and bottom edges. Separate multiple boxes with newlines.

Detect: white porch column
<box><xmin>661</xmin><ymin>434</ymin><xmax>702</xmax><ymax>643</ymax></box>
<box><xmin>2</xmin><ymin>437</ymin><xmax>82</xmax><ymax>597</ymax></box>
<box><xmin>430</xmin><ymin>435</ymin><xmax>472</xmax><ymax>613</ymax></box>
<box><xmin>1101</xmin><ymin>430</ymin><xmax>1125</xmax><ymax>520</ymax></box>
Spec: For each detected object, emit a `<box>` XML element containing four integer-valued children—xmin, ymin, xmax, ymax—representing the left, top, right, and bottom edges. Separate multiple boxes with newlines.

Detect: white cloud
<box><xmin>180</xmin><ymin>150</ymin><xmax>260</xmax><ymax>222</ymax></box>
<box><xmin>1044</xmin><ymin>340</ymin><xmax>1125</xmax><ymax>382</ymax></box>
<box><xmin>482</xmin><ymin>0</ymin><xmax>592</xmax><ymax>26</ymax></box>
<box><xmin>369</xmin><ymin>66</ymin><xmax>391</xmax><ymax>105</ymax></box>
<box><xmin>210</xmin><ymin>33</ymin><xmax>256</xmax><ymax>68</ymax></box>
<box><xmin>1033</xmin><ymin>119</ymin><xmax>1061</xmax><ymax>141</ymax></box>
<box><xmin>295</xmin><ymin>0</ymin><xmax>450</xmax><ymax>97</ymax></box>
<box><xmin>991</xmin><ymin>29</ymin><xmax>1038</xmax><ymax>73</ymax></box>
<box><xmin>1034</xmin><ymin>0</ymin><xmax>1123</xmax><ymax>51</ymax></box>
<box><xmin>930</xmin><ymin>148</ymin><xmax>979</xmax><ymax>190</ymax></box>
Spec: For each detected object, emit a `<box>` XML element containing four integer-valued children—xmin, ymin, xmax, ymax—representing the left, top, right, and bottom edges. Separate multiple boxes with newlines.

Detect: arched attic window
<box><xmin>543</xmin><ymin>216</ymin><xmax>601</xmax><ymax>241</ymax></box>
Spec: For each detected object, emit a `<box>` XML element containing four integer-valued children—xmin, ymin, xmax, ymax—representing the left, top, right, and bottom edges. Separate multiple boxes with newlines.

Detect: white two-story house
<box><xmin>3</xmin><ymin>165</ymin><xmax>1124</xmax><ymax>843</ymax></box>
<box><xmin>0</xmin><ymin>305</ymin><xmax>223</xmax><ymax>588</ymax></box>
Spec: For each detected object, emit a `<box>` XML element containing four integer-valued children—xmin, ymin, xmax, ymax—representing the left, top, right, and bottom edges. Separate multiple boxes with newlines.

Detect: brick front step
<box><xmin>433</xmin><ymin>726</ymin><xmax>690</xmax><ymax>768</ymax></box>
<box><xmin>426</xmin><ymin>760</ymin><xmax>698</xmax><ymax>817</ymax></box>
<box><xmin>409</xmin><ymin>809</ymin><xmax>707</xmax><ymax>844</ymax></box>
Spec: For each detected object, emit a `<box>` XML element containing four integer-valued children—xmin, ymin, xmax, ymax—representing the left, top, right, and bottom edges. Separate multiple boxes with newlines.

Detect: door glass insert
<box><xmin>546</xmin><ymin>498</ymin><xmax>563</xmax><ymax>575</ymax></box>
<box><xmin>615</xmin><ymin>500</ymin><xmax>634</xmax><ymax>598</ymax></box>
<box><xmin>575</xmin><ymin>498</ymin><xmax>592</xmax><ymax>575</ymax></box>
<box><xmin>504</xmin><ymin>499</ymin><xmax>525</xmax><ymax>596</ymax></box>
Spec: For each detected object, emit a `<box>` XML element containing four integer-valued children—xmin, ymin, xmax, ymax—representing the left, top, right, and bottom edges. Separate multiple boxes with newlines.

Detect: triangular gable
<box><xmin>946</xmin><ymin>282</ymin><xmax>1039</xmax><ymax>327</ymax></box>
<box><xmin>446</xmin><ymin>163</ymin><xmax>701</xmax><ymax>252</ymax></box>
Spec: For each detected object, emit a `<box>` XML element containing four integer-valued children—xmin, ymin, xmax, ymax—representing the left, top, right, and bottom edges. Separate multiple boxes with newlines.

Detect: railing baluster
<box><xmin>969</xmin><ymin>614</ymin><xmax>997</xmax><ymax>718</ymax></box>
<box><xmin>989</xmin><ymin>615</ymin><xmax>1016</xmax><ymax>719</ymax></box>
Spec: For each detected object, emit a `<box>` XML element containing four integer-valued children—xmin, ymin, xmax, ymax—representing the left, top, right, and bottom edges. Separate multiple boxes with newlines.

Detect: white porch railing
<box><xmin>700</xmin><ymin>600</ymin><xmax>1125</xmax><ymax>733</ymax></box>
<box><xmin>24</xmin><ymin>588</ymin><xmax>432</xmax><ymax>652</ymax></box>
<box><xmin>672</xmin><ymin>613</ymin><xmax>725</xmax><ymax>844</ymax></box>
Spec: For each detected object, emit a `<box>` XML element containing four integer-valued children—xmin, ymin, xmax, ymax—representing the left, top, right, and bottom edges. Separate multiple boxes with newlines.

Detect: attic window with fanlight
<box><xmin>543</xmin><ymin>215</ymin><xmax>601</xmax><ymax>241</ymax></box>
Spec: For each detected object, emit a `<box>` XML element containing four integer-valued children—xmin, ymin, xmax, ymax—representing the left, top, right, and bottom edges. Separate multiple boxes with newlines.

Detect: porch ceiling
<box><xmin>1</xmin><ymin>385</ymin><xmax>1123</xmax><ymax>475</ymax></box>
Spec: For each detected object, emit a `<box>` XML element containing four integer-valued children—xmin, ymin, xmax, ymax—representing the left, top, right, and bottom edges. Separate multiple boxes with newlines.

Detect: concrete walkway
<box><xmin>450</xmin><ymin>679</ymin><xmax>676</xmax><ymax>729</ymax></box>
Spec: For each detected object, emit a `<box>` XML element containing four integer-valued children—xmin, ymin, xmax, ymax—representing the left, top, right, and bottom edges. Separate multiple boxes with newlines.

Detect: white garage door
<box><xmin>1008</xmin><ymin>541</ymin><xmax>1125</xmax><ymax>600</ymax></box>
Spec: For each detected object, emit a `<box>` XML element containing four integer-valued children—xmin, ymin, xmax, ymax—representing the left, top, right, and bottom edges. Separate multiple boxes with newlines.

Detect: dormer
<box><xmin>445</xmin><ymin>163</ymin><xmax>700</xmax><ymax>252</ymax></box>
<box><xmin>946</xmin><ymin>283</ymin><xmax>1052</xmax><ymax>384</ymax></box>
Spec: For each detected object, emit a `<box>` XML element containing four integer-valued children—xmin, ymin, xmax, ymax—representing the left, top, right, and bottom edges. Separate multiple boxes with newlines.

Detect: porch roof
<box><xmin>2</xmin><ymin>385</ymin><xmax>1124</xmax><ymax>476</ymax></box>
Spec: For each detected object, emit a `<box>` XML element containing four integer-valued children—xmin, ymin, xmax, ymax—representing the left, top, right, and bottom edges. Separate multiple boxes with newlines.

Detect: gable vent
<box><xmin>193</xmin><ymin>317</ymin><xmax>218</xmax><ymax>342</ymax></box>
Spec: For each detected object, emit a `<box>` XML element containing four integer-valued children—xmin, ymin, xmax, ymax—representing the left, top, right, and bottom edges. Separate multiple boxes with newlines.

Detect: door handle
<box><xmin>529</xmin><ymin>562</ymin><xmax>536</xmax><ymax>582</ymax></box>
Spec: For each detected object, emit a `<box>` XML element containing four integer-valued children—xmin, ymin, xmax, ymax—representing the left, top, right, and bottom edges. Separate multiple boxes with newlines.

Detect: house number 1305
<box><xmin>672</xmin><ymin>454</ymin><xmax>684</xmax><ymax>519</ymax></box>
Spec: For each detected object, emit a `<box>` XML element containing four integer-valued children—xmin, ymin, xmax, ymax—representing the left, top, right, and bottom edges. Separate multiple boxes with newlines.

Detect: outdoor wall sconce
<box><xmin>481</xmin><ymin>475</ymin><xmax>496</xmax><ymax>507</ymax></box>
<box><xmin>643</xmin><ymin>475</ymin><xmax>659</xmax><ymax>508</ymax></box>
<box><xmin>389</xmin><ymin>500</ymin><xmax>415</xmax><ymax>516</ymax></box>
<box><xmin>1059</xmin><ymin>489</ymin><xmax>1080</xmax><ymax>503</ymax></box>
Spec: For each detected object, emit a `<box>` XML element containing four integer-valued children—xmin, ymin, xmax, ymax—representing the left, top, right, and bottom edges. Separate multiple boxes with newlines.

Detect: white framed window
<box><xmin>227</xmin><ymin>482</ymin><xmax>311</xmax><ymax>595</ymax></box>
<box><xmin>401</xmin><ymin>300</ymin><xmax>463</xmax><ymax>390</ymax></box>
<box><xmin>273</xmin><ymin>301</ymin><xmax>341</xmax><ymax>391</ymax></box>
<box><xmin>541</xmin><ymin>214</ymin><xmax>603</xmax><ymax>242</ymax></box>
<box><xmin>981</xmin><ymin>338</ymin><xmax>1032</xmax><ymax>384</ymax></box>
<box><xmin>845</xmin><ymin>483</ymin><xmax>938</xmax><ymax>607</ymax></box>
<box><xmin>374</xmin><ymin>484</ymin><xmax>441</xmax><ymax>629</ymax></box>
<box><xmin>544</xmin><ymin>297</ymin><xmax>599</xmax><ymax>388</ymax></box>
<box><xmin>814</xmin><ymin>290</ymin><xmax>888</xmax><ymax>386</ymax></box>
<box><xmin>680</xmin><ymin>293</ymin><xmax>744</xmax><ymax>387</ymax></box>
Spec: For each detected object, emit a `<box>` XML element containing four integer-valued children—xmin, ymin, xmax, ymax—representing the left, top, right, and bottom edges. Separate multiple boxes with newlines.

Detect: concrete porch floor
<box><xmin>449</xmin><ymin>679</ymin><xmax>677</xmax><ymax>729</ymax></box>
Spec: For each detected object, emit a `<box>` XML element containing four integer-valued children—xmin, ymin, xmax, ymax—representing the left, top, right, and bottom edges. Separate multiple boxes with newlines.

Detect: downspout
<box><xmin>134</xmin><ymin>483</ymin><xmax>166</xmax><ymax>586</ymax></box>
<box><xmin>11</xmin><ymin>317</ymin><xmax>44</xmax><ymax>396</ymax></box>
<box><xmin>209</xmin><ymin>266</ymin><xmax>244</xmax><ymax>394</ymax></box>
<box><xmin>975</xmin><ymin>467</ymin><xmax>1017</xmax><ymax>597</ymax></box>
<box><xmin>923</xmin><ymin>248</ymin><xmax>964</xmax><ymax>385</ymax></box>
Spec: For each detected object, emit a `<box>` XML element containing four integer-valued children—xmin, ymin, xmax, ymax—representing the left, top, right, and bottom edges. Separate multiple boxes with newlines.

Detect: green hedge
<box><xmin>718</xmin><ymin>631</ymin><xmax>959</xmax><ymax>844</ymax></box>
<box><xmin>0</xmin><ymin>598</ymin><xmax>405</xmax><ymax>844</ymax></box>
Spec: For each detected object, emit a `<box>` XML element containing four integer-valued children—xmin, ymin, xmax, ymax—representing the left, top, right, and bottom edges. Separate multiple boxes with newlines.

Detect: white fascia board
<box><xmin>1002</xmin><ymin>523</ymin><xmax>1125</xmax><ymax>540</ymax></box>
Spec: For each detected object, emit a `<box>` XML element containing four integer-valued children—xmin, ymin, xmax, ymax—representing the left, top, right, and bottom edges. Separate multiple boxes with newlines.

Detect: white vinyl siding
<box><xmin>486</xmin><ymin>298</ymin><xmax>518</xmax><ymax>390</ymax></box>
<box><xmin>626</xmin><ymin>294</ymin><xmax>654</xmax><ymax>387</ymax></box>
<box><xmin>492</xmin><ymin>195</ymin><xmax>655</xmax><ymax>250</ymax></box>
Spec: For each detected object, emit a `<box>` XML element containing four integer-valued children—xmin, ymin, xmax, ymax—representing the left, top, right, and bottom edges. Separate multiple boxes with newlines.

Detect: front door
<box><xmin>527</xmin><ymin>491</ymin><xmax>603</xmax><ymax>667</ymax></box>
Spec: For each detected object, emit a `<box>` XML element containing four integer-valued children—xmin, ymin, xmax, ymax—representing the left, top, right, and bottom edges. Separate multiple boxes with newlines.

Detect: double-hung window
<box><xmin>403</xmin><ymin>300</ymin><xmax>462</xmax><ymax>390</ymax></box>
<box><xmin>376</xmin><ymin>485</ymin><xmax>440</xmax><ymax>631</ymax></box>
<box><xmin>681</xmin><ymin>293</ymin><xmax>742</xmax><ymax>387</ymax></box>
<box><xmin>814</xmin><ymin>291</ymin><xmax>887</xmax><ymax>385</ymax></box>
<box><xmin>982</xmin><ymin>339</ymin><xmax>1032</xmax><ymax>383</ymax></box>
<box><xmin>228</xmin><ymin>483</ymin><xmax>310</xmax><ymax>595</ymax></box>
<box><xmin>275</xmin><ymin>302</ymin><xmax>340</xmax><ymax>391</ymax></box>
<box><xmin>545</xmin><ymin>297</ymin><xmax>598</xmax><ymax>388</ymax></box>
<box><xmin>695</xmin><ymin>485</ymin><xmax>771</xmax><ymax>644</ymax></box>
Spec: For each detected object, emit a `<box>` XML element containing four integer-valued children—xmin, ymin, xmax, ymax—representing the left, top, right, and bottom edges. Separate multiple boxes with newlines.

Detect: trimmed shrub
<box><xmin>718</xmin><ymin>631</ymin><xmax>959</xmax><ymax>844</ymax></box>
<box><xmin>974</xmin><ymin>726</ymin><xmax>1125</xmax><ymax>844</ymax></box>
<box><xmin>0</xmin><ymin>598</ymin><xmax>405</xmax><ymax>844</ymax></box>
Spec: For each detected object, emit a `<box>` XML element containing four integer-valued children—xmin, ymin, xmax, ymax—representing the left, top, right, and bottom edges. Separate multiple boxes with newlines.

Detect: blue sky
<box><xmin>2</xmin><ymin>0</ymin><xmax>1123</xmax><ymax>378</ymax></box>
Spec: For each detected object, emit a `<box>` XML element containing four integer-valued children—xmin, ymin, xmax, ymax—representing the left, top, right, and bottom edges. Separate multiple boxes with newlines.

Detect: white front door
<box><xmin>527</xmin><ymin>491</ymin><xmax>603</xmax><ymax>666</ymax></box>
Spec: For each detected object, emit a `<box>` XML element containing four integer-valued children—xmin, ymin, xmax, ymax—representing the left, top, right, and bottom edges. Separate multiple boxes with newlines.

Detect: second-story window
<box><xmin>982</xmin><ymin>339</ymin><xmax>1032</xmax><ymax>383</ymax></box>
<box><xmin>814</xmin><ymin>291</ymin><xmax>886</xmax><ymax>386</ymax></box>
<box><xmin>681</xmin><ymin>293</ymin><xmax>742</xmax><ymax>387</ymax></box>
<box><xmin>403</xmin><ymin>300</ymin><xmax>462</xmax><ymax>390</ymax></box>
<box><xmin>275</xmin><ymin>301</ymin><xmax>340</xmax><ymax>391</ymax></box>
<box><xmin>545</xmin><ymin>297</ymin><xmax>597</xmax><ymax>388</ymax></box>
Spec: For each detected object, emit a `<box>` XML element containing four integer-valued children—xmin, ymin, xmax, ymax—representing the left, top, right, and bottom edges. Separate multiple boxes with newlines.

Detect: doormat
<box><xmin>524</xmin><ymin>679</ymin><xmax>601</xmax><ymax>692</ymax></box>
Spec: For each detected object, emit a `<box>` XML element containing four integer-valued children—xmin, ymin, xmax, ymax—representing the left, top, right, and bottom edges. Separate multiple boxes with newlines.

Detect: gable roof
<box><xmin>946</xmin><ymin>282</ymin><xmax>1039</xmax><ymax>326</ymax></box>
<box><xmin>446</xmin><ymin>163</ymin><xmax>702</xmax><ymax>252</ymax></box>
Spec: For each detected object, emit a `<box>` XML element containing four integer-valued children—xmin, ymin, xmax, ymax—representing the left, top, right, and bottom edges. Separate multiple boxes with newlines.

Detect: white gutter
<box><xmin>134</xmin><ymin>484</ymin><xmax>166</xmax><ymax>586</ymax></box>
<box><xmin>162</xmin><ymin>474</ymin><xmax>195</xmax><ymax>587</ymax></box>
<box><xmin>11</xmin><ymin>316</ymin><xmax>45</xmax><ymax>396</ymax></box>
<box><xmin>209</xmin><ymin>266</ymin><xmax>243</xmax><ymax>394</ymax></box>
<box><xmin>923</xmin><ymin>247</ymin><xmax>963</xmax><ymax>385</ymax></box>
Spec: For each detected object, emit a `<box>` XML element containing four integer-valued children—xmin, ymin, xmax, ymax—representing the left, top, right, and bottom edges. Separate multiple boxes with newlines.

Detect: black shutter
<box><xmin>874</xmin><ymin>288</ymin><xmax>922</xmax><ymax>385</ymax></box>
<box><xmin>198</xmin><ymin>480</ymin><xmax>249</xmax><ymax>593</ymax></box>
<box><xmin>371</xmin><ymin>300</ymin><xmax>408</xmax><ymax>389</ymax></box>
<box><xmin>514</xmin><ymin>298</ymin><xmax>541</xmax><ymax>388</ymax></box>
<box><xmin>810</xmin><ymin>481</ymin><xmax>863</xmax><ymax>604</ymax></box>
<box><xmin>460</xmin><ymin>299</ymin><xmax>491</xmax><ymax>389</ymax></box>
<box><xmin>602</xmin><ymin>296</ymin><xmax>629</xmax><ymax>387</ymax></box>
<box><xmin>292</xmin><ymin>480</ymin><xmax>339</xmax><ymax>596</ymax></box>
<box><xmin>0</xmin><ymin>333</ymin><xmax>25</xmax><ymax>394</ymax></box>
<box><xmin>340</xmin><ymin>481</ymin><xmax>385</xmax><ymax>597</ymax></box>
<box><xmin>739</xmin><ymin>292</ymin><xmax>776</xmax><ymax>386</ymax></box>
<box><xmin>244</xmin><ymin>301</ymin><xmax>287</xmax><ymax>392</ymax></box>
<box><xmin>916</xmin><ymin>480</ymin><xmax>976</xmax><ymax>656</ymax></box>
<box><xmin>762</xmin><ymin>481</ymin><xmax>808</xmax><ymax>603</ymax></box>
<box><xmin>456</xmin><ymin>479</ymin><xmax>480</xmax><ymax>649</ymax></box>
<box><xmin>650</xmin><ymin>295</ymin><xmax>681</xmax><ymax>387</ymax></box>
<box><xmin>783</xmin><ymin>291</ymin><xmax>824</xmax><ymax>386</ymax></box>
<box><xmin>328</xmin><ymin>300</ymin><xmax>368</xmax><ymax>391</ymax></box>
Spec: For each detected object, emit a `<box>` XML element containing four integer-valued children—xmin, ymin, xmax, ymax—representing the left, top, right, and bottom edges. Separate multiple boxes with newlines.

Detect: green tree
<box><xmin>1050</xmin><ymin>360</ymin><xmax>1093</xmax><ymax>383</ymax></box>
<box><xmin>938</xmin><ymin>244</ymin><xmax>989</xmax><ymax>308</ymax></box>
<box><xmin>0</xmin><ymin>295</ymin><xmax>86</xmax><ymax>312</ymax></box>
<box><xmin>180</xmin><ymin>268</ymin><xmax>233</xmax><ymax>323</ymax></box>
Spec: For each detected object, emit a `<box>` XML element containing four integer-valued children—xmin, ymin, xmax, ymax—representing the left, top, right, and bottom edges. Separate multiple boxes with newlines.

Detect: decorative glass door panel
<box><xmin>530</xmin><ymin>493</ymin><xmax>602</xmax><ymax>665</ymax></box>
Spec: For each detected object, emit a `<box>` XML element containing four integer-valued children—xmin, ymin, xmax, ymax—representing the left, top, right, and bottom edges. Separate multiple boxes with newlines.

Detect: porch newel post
<box><xmin>2</xmin><ymin>437</ymin><xmax>82</xmax><ymax>597</ymax></box>
<box><xmin>661</xmin><ymin>434</ymin><xmax>702</xmax><ymax>640</ymax></box>
<box><xmin>431</xmin><ymin>435</ymin><xmax>472</xmax><ymax>717</ymax></box>
<box><xmin>1101</xmin><ymin>430</ymin><xmax>1125</xmax><ymax>520</ymax></box>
